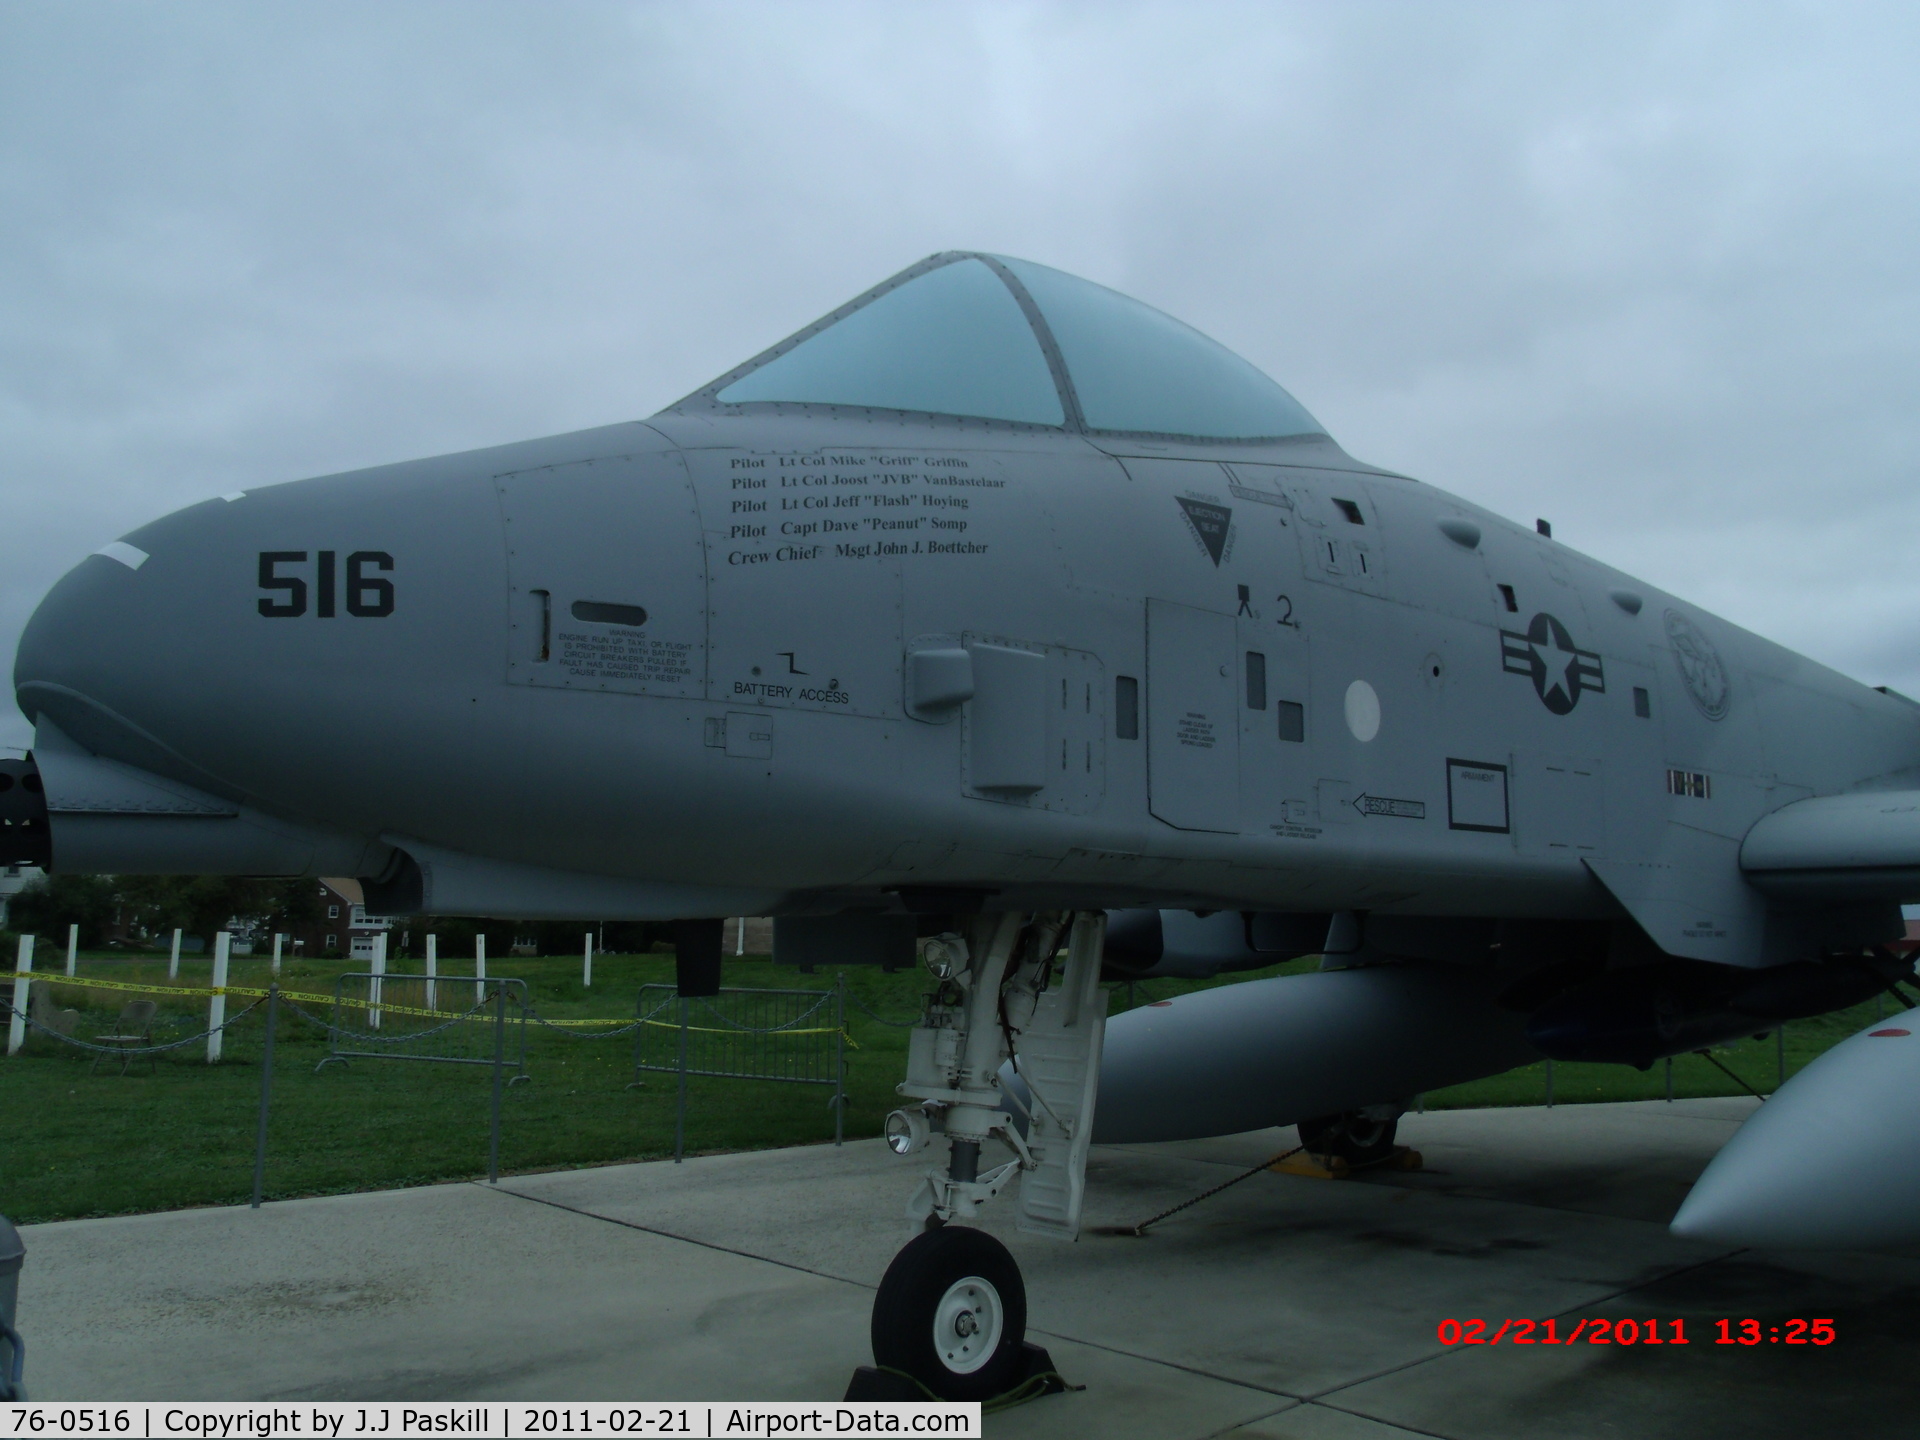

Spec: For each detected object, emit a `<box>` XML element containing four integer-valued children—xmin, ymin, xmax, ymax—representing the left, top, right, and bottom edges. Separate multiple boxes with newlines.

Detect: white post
<box><xmin>474</xmin><ymin>934</ymin><xmax>487</xmax><ymax>1007</ymax></box>
<box><xmin>207</xmin><ymin>932</ymin><xmax>230</xmax><ymax>1063</ymax></box>
<box><xmin>370</xmin><ymin>932</ymin><xmax>387</xmax><ymax>1031</ymax></box>
<box><xmin>65</xmin><ymin>923</ymin><xmax>78</xmax><ymax>977</ymax></box>
<box><xmin>735</xmin><ymin>917</ymin><xmax>746</xmax><ymax>956</ymax></box>
<box><xmin>7</xmin><ymin>935</ymin><xmax>32</xmax><ymax>1056</ymax></box>
<box><xmin>270</xmin><ymin>932</ymin><xmax>284</xmax><ymax>978</ymax></box>
<box><xmin>583</xmin><ymin>932</ymin><xmax>593</xmax><ymax>988</ymax></box>
<box><xmin>168</xmin><ymin>928</ymin><xmax>182</xmax><ymax>980</ymax></box>
<box><xmin>425</xmin><ymin>933</ymin><xmax>437</xmax><ymax>1010</ymax></box>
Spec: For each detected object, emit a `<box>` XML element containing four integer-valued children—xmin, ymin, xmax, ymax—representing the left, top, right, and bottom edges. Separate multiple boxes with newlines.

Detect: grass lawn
<box><xmin>1</xmin><ymin>948</ymin><xmax>1901</xmax><ymax>1224</ymax></box>
<box><xmin>1421</xmin><ymin>999</ymin><xmax>1892</xmax><ymax>1109</ymax></box>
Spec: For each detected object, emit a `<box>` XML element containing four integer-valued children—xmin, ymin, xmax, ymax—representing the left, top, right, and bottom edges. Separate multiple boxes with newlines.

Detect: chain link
<box><xmin>683</xmin><ymin>992</ymin><xmax>836</xmax><ymax>1033</ymax></box>
<box><xmin>12</xmin><ymin>997</ymin><xmax>268</xmax><ymax>1055</ymax></box>
<box><xmin>845</xmin><ymin>993</ymin><xmax>921</xmax><ymax>1028</ymax></box>
<box><xmin>12</xmin><ymin>978</ymin><xmax>890</xmax><ymax>1054</ymax></box>
<box><xmin>277</xmin><ymin>997</ymin><xmax>482</xmax><ymax>1047</ymax></box>
<box><xmin>526</xmin><ymin>1015</ymin><xmax>646</xmax><ymax>1039</ymax></box>
<box><xmin>1107</xmin><ymin>1145</ymin><xmax>1304</xmax><ymax>1237</ymax></box>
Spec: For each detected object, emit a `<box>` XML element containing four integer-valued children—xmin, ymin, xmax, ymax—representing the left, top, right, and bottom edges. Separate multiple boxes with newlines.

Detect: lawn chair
<box><xmin>91</xmin><ymin>999</ymin><xmax>158</xmax><ymax>1076</ymax></box>
<box><xmin>27</xmin><ymin>980</ymin><xmax>80</xmax><ymax>1040</ymax></box>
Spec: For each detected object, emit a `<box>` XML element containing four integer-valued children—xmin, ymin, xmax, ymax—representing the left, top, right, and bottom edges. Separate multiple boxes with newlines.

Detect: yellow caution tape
<box><xmin>8</xmin><ymin>972</ymin><xmax>486</xmax><ymax>1023</ymax></box>
<box><xmin>7</xmin><ymin>971</ymin><xmax>329</xmax><ymax>1005</ymax></box>
<box><xmin>8</xmin><ymin>972</ymin><xmax>855</xmax><ymax>1039</ymax></box>
<box><xmin>243</xmin><ymin>988</ymin><xmax>491</xmax><ymax>1022</ymax></box>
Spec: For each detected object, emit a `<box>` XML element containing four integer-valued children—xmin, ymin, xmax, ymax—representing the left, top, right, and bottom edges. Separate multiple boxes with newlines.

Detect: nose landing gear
<box><xmin>845</xmin><ymin>911</ymin><xmax>1105</xmax><ymax>1404</ymax></box>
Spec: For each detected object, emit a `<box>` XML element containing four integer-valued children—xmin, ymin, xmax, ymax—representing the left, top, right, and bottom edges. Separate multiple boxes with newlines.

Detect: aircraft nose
<box><xmin>13</xmin><ymin>513</ymin><xmax>216</xmax><ymax>765</ymax></box>
<box><xmin>14</xmin><ymin>469</ymin><xmax>506</xmax><ymax>800</ymax></box>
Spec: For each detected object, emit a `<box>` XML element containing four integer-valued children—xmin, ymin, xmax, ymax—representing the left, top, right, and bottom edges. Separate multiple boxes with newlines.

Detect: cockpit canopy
<box><xmin>671</xmin><ymin>253</ymin><xmax>1326</xmax><ymax>444</ymax></box>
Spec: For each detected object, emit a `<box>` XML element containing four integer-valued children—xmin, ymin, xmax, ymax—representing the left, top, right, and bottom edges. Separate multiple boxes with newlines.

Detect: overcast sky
<box><xmin>6</xmin><ymin>1</ymin><xmax>1920</xmax><ymax>754</ymax></box>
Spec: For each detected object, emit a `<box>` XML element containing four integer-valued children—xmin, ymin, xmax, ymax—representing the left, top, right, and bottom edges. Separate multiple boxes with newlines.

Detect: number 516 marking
<box><xmin>258</xmin><ymin>550</ymin><xmax>394</xmax><ymax>617</ymax></box>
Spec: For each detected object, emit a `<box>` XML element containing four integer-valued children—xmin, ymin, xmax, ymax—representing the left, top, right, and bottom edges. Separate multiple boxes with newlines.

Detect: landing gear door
<box><xmin>495</xmin><ymin>452</ymin><xmax>705</xmax><ymax>697</ymax></box>
<box><xmin>1015</xmin><ymin>912</ymin><xmax>1109</xmax><ymax>1241</ymax></box>
<box><xmin>1147</xmin><ymin>598</ymin><xmax>1240</xmax><ymax>832</ymax></box>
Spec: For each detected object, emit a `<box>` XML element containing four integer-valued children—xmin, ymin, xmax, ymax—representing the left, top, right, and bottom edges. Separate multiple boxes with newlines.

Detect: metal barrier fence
<box><xmin>632</xmin><ymin>981</ymin><xmax>848</xmax><ymax>1160</ymax></box>
<box><xmin>314</xmin><ymin>972</ymin><xmax>530</xmax><ymax>1085</ymax></box>
<box><xmin>6</xmin><ymin>969</ymin><xmax>864</xmax><ymax>1209</ymax></box>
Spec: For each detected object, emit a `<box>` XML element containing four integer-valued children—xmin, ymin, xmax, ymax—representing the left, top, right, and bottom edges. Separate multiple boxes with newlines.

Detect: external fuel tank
<box><xmin>1084</xmin><ymin>964</ymin><xmax>1541</xmax><ymax>1144</ymax></box>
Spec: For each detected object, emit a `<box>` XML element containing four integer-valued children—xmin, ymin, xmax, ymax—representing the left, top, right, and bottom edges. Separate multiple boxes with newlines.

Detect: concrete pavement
<box><xmin>19</xmin><ymin>1099</ymin><xmax>1920</xmax><ymax>1437</ymax></box>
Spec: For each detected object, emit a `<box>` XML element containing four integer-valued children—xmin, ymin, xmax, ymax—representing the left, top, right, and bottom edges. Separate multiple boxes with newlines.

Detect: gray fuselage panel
<box><xmin>15</xmin><ymin>412</ymin><xmax>1920</xmax><ymax>949</ymax></box>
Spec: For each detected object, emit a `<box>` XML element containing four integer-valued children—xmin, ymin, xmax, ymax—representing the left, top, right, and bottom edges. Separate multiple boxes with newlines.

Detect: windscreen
<box><xmin>716</xmin><ymin>257</ymin><xmax>1064</xmax><ymax>425</ymax></box>
<box><xmin>998</xmin><ymin>257</ymin><xmax>1323</xmax><ymax>439</ymax></box>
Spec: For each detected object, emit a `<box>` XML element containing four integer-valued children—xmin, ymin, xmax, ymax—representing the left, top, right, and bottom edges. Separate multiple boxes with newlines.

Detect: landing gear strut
<box><xmin>850</xmin><ymin>911</ymin><xmax>1106</xmax><ymax>1401</ymax></box>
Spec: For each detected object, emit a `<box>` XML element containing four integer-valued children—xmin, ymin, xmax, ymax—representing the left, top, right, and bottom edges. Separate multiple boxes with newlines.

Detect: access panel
<box><xmin>1147</xmin><ymin>598</ymin><xmax>1239</xmax><ymax>832</ymax></box>
<box><xmin>495</xmin><ymin>453</ymin><xmax>706</xmax><ymax>698</ymax></box>
<box><xmin>960</xmin><ymin>634</ymin><xmax>1107</xmax><ymax>816</ymax></box>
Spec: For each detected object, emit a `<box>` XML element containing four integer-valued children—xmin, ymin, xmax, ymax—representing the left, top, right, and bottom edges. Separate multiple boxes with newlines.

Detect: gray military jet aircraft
<box><xmin>8</xmin><ymin>251</ymin><xmax>1920</xmax><ymax>1400</ymax></box>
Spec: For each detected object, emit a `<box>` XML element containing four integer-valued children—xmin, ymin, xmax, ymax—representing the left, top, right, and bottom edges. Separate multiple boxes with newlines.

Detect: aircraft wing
<box><xmin>1740</xmin><ymin>790</ymin><xmax>1920</xmax><ymax>902</ymax></box>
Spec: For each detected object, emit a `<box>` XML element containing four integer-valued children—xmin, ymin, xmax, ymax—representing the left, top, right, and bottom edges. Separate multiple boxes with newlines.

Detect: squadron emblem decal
<box><xmin>1176</xmin><ymin>495</ymin><xmax>1233</xmax><ymax>566</ymax></box>
<box><xmin>1501</xmin><ymin>612</ymin><xmax>1605</xmax><ymax>715</ymax></box>
<box><xmin>1664</xmin><ymin>608</ymin><xmax>1730</xmax><ymax>720</ymax></box>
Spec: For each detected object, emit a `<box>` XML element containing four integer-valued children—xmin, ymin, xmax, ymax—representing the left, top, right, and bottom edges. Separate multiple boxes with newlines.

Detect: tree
<box><xmin>114</xmin><ymin>875</ymin><xmax>286</xmax><ymax>954</ymax></box>
<box><xmin>256</xmin><ymin>877</ymin><xmax>325</xmax><ymax>942</ymax></box>
<box><xmin>7</xmin><ymin>873</ymin><xmax>119</xmax><ymax>948</ymax></box>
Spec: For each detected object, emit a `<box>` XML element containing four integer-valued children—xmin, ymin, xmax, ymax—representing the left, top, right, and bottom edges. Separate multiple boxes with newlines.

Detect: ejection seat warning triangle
<box><xmin>1176</xmin><ymin>496</ymin><xmax>1233</xmax><ymax>566</ymax></box>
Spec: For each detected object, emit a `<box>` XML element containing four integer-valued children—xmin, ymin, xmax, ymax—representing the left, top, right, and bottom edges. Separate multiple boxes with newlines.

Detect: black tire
<box><xmin>871</xmin><ymin>1226</ymin><xmax>1026</xmax><ymax>1401</ymax></box>
<box><xmin>1298</xmin><ymin>1109</ymin><xmax>1400</xmax><ymax>1164</ymax></box>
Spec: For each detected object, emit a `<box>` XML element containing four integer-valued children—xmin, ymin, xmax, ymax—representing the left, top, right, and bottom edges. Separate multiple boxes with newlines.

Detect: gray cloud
<box><xmin>6</xmin><ymin>1</ymin><xmax>1920</xmax><ymax>751</ymax></box>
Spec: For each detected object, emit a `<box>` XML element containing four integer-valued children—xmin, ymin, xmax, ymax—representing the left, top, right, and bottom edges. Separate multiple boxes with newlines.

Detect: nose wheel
<box><xmin>1298</xmin><ymin>1107</ymin><xmax>1402</xmax><ymax>1164</ymax></box>
<box><xmin>871</xmin><ymin>1226</ymin><xmax>1027</xmax><ymax>1401</ymax></box>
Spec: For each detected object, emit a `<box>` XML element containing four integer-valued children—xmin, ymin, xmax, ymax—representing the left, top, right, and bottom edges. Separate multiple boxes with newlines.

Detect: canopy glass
<box><xmin>715</xmin><ymin>258</ymin><xmax>1063</xmax><ymax>426</ymax></box>
<box><xmin>704</xmin><ymin>252</ymin><xmax>1325</xmax><ymax>442</ymax></box>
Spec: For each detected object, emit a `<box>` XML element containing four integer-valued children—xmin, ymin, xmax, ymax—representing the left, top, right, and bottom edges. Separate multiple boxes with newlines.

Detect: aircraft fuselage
<box><xmin>16</xmin><ymin>411</ymin><xmax>1918</xmax><ymax>963</ymax></box>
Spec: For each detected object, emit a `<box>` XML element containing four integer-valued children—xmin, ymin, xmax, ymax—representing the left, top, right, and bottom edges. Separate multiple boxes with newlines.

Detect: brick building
<box><xmin>281</xmin><ymin>878</ymin><xmax>393</xmax><ymax>961</ymax></box>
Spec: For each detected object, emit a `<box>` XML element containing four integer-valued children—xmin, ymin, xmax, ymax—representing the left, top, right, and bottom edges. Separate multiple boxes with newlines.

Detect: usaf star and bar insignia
<box><xmin>1501</xmin><ymin>612</ymin><xmax>1605</xmax><ymax>715</ymax></box>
